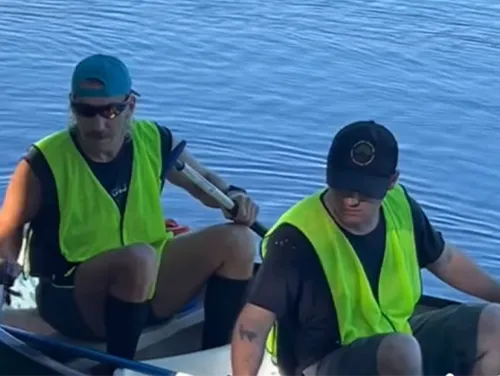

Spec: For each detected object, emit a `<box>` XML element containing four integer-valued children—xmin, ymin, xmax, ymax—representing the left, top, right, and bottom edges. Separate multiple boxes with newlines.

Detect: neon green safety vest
<box><xmin>34</xmin><ymin>120</ymin><xmax>173</xmax><ymax>272</ymax></box>
<box><xmin>260</xmin><ymin>184</ymin><xmax>422</xmax><ymax>363</ymax></box>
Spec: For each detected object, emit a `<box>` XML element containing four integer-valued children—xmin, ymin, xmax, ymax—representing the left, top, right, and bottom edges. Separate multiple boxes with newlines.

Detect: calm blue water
<box><xmin>0</xmin><ymin>0</ymin><xmax>500</xmax><ymax>307</ymax></box>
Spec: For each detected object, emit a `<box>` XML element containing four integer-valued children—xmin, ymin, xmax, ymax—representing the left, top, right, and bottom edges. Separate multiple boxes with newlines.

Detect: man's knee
<box><xmin>122</xmin><ymin>244</ymin><xmax>158</xmax><ymax>277</ymax></box>
<box><xmin>117</xmin><ymin>244</ymin><xmax>158</xmax><ymax>284</ymax></box>
<box><xmin>217</xmin><ymin>224</ymin><xmax>255</xmax><ymax>264</ymax></box>
<box><xmin>477</xmin><ymin>303</ymin><xmax>500</xmax><ymax>353</ymax></box>
<box><xmin>207</xmin><ymin>224</ymin><xmax>254</xmax><ymax>279</ymax></box>
<box><xmin>377</xmin><ymin>333</ymin><xmax>422</xmax><ymax>375</ymax></box>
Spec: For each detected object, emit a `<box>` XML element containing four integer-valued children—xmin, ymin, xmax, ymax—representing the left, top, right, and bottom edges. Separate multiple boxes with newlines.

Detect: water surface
<box><xmin>0</xmin><ymin>0</ymin><xmax>499</xmax><ymax>307</ymax></box>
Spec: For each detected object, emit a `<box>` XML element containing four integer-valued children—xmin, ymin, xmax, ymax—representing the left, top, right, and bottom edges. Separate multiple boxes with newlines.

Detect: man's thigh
<box><xmin>150</xmin><ymin>223</ymin><xmax>245</xmax><ymax>319</ymax></box>
<box><xmin>36</xmin><ymin>280</ymin><xmax>102</xmax><ymax>341</ymax></box>
<box><xmin>305</xmin><ymin>334</ymin><xmax>388</xmax><ymax>376</ymax></box>
<box><xmin>410</xmin><ymin>302</ymin><xmax>487</xmax><ymax>376</ymax></box>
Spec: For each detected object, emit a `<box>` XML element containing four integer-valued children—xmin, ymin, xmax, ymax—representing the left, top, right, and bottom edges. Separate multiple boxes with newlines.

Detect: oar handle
<box><xmin>172</xmin><ymin>155</ymin><xmax>268</xmax><ymax>238</ymax></box>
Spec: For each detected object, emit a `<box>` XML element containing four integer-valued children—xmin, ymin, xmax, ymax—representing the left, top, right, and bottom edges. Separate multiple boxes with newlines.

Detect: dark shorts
<box><xmin>304</xmin><ymin>303</ymin><xmax>486</xmax><ymax>376</ymax></box>
<box><xmin>36</xmin><ymin>277</ymin><xmax>170</xmax><ymax>342</ymax></box>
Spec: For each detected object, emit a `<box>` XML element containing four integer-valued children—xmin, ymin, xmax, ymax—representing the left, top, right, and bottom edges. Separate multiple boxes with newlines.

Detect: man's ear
<box><xmin>388</xmin><ymin>170</ymin><xmax>400</xmax><ymax>189</ymax></box>
<box><xmin>127</xmin><ymin>95</ymin><xmax>136</xmax><ymax>114</ymax></box>
<box><xmin>123</xmin><ymin>96</ymin><xmax>136</xmax><ymax>123</ymax></box>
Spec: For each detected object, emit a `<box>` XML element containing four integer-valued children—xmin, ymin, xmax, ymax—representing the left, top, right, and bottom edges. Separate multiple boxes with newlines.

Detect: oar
<box><xmin>0</xmin><ymin>321</ymin><xmax>86</xmax><ymax>375</ymax></box>
<box><xmin>1</xmin><ymin>325</ymin><xmax>176</xmax><ymax>375</ymax></box>
<box><xmin>173</xmin><ymin>155</ymin><xmax>269</xmax><ymax>238</ymax></box>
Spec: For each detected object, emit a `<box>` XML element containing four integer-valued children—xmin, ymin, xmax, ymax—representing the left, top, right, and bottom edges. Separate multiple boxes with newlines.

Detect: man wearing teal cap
<box><xmin>71</xmin><ymin>53</ymin><xmax>142</xmax><ymax>98</ymax></box>
<box><xmin>0</xmin><ymin>53</ymin><xmax>258</xmax><ymax>373</ymax></box>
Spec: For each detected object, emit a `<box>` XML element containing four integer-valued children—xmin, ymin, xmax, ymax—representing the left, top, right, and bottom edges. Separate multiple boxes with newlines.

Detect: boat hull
<box><xmin>0</xmin><ymin>289</ymin><xmax>460</xmax><ymax>376</ymax></box>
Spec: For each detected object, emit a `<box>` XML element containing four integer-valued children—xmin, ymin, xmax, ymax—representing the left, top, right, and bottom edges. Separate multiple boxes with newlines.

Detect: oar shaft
<box><xmin>180</xmin><ymin>161</ymin><xmax>235</xmax><ymax>210</ymax></box>
<box><xmin>175</xmin><ymin>160</ymin><xmax>268</xmax><ymax>238</ymax></box>
<box><xmin>2</xmin><ymin>325</ymin><xmax>175</xmax><ymax>376</ymax></box>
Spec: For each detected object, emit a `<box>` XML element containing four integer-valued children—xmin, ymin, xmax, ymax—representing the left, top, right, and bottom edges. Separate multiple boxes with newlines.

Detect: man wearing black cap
<box><xmin>231</xmin><ymin>121</ymin><xmax>500</xmax><ymax>376</ymax></box>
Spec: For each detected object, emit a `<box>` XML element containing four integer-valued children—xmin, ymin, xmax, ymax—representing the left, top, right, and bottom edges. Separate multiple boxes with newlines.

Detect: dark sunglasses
<box><xmin>70</xmin><ymin>97</ymin><xmax>129</xmax><ymax>119</ymax></box>
<box><xmin>335</xmin><ymin>189</ymin><xmax>379</xmax><ymax>202</ymax></box>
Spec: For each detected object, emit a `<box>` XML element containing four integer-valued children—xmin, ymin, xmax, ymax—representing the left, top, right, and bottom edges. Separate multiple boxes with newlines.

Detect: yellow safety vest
<box><xmin>34</xmin><ymin>120</ymin><xmax>173</xmax><ymax>267</ymax></box>
<box><xmin>260</xmin><ymin>184</ymin><xmax>421</xmax><ymax>363</ymax></box>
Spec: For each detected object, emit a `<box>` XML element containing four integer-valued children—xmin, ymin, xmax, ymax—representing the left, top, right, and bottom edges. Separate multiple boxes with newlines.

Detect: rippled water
<box><xmin>0</xmin><ymin>0</ymin><xmax>500</xmax><ymax>307</ymax></box>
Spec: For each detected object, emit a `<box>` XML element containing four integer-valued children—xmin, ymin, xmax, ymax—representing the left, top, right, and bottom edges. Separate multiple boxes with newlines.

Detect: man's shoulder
<box><xmin>148</xmin><ymin>121</ymin><xmax>172</xmax><ymax>141</ymax></box>
<box><xmin>23</xmin><ymin>145</ymin><xmax>45</xmax><ymax>169</ymax></box>
<box><xmin>397</xmin><ymin>183</ymin><xmax>425</xmax><ymax>215</ymax></box>
<box><xmin>263</xmin><ymin>222</ymin><xmax>317</xmax><ymax>263</ymax></box>
<box><xmin>267</xmin><ymin>222</ymin><xmax>310</xmax><ymax>243</ymax></box>
<box><xmin>134</xmin><ymin>119</ymin><xmax>170</xmax><ymax>134</ymax></box>
<box><xmin>396</xmin><ymin>183</ymin><xmax>446</xmax><ymax>266</ymax></box>
<box><xmin>32</xmin><ymin>129</ymin><xmax>71</xmax><ymax>152</ymax></box>
<box><xmin>154</xmin><ymin>122</ymin><xmax>172</xmax><ymax>138</ymax></box>
<box><xmin>133</xmin><ymin>120</ymin><xmax>172</xmax><ymax>151</ymax></box>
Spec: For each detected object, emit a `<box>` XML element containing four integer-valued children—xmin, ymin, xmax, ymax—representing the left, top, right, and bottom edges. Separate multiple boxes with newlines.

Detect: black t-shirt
<box><xmin>248</xmin><ymin>188</ymin><xmax>445</xmax><ymax>376</ymax></box>
<box><xmin>23</xmin><ymin>123</ymin><xmax>173</xmax><ymax>279</ymax></box>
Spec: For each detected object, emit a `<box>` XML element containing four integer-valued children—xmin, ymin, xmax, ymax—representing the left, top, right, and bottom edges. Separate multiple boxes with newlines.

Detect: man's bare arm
<box><xmin>231</xmin><ymin>303</ymin><xmax>276</xmax><ymax>376</ymax></box>
<box><xmin>427</xmin><ymin>243</ymin><xmax>500</xmax><ymax>302</ymax></box>
<box><xmin>0</xmin><ymin>159</ymin><xmax>41</xmax><ymax>260</ymax></box>
<box><xmin>165</xmin><ymin>136</ymin><xmax>232</xmax><ymax>208</ymax></box>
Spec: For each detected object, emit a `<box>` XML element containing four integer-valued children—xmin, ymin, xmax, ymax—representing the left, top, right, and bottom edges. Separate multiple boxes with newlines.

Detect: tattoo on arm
<box><xmin>238</xmin><ymin>324</ymin><xmax>258</xmax><ymax>342</ymax></box>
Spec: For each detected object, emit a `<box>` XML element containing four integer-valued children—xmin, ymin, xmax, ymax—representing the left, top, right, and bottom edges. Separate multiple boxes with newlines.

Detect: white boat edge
<box><xmin>117</xmin><ymin>344</ymin><xmax>279</xmax><ymax>376</ymax></box>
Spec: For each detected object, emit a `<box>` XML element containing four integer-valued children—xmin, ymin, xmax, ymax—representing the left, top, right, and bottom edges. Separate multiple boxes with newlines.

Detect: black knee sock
<box><xmin>202</xmin><ymin>275</ymin><xmax>251</xmax><ymax>350</ymax></box>
<box><xmin>105</xmin><ymin>295</ymin><xmax>148</xmax><ymax>360</ymax></box>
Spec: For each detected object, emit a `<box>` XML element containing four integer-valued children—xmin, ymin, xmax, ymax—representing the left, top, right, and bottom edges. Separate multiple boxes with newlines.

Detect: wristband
<box><xmin>226</xmin><ymin>185</ymin><xmax>247</xmax><ymax>195</ymax></box>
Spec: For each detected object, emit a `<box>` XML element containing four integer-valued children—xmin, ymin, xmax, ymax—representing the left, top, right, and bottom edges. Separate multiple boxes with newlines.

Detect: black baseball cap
<box><xmin>326</xmin><ymin>120</ymin><xmax>398</xmax><ymax>199</ymax></box>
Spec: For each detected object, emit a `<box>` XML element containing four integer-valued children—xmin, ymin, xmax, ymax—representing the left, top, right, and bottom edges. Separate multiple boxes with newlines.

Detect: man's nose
<box><xmin>343</xmin><ymin>193</ymin><xmax>361</xmax><ymax>207</ymax></box>
<box><xmin>87</xmin><ymin>115</ymin><xmax>108</xmax><ymax>130</ymax></box>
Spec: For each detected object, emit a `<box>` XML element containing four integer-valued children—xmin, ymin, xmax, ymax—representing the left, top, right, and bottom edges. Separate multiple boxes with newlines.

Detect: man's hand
<box><xmin>0</xmin><ymin>260</ymin><xmax>22</xmax><ymax>305</ymax></box>
<box><xmin>224</xmin><ymin>191</ymin><xmax>259</xmax><ymax>226</ymax></box>
<box><xmin>0</xmin><ymin>260</ymin><xmax>21</xmax><ymax>285</ymax></box>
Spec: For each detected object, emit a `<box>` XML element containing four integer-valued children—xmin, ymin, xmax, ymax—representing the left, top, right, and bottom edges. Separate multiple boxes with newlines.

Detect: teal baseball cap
<box><xmin>71</xmin><ymin>54</ymin><xmax>140</xmax><ymax>98</ymax></box>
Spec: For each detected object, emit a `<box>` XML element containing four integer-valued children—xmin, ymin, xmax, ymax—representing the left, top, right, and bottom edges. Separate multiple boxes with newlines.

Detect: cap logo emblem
<box><xmin>351</xmin><ymin>140</ymin><xmax>375</xmax><ymax>166</ymax></box>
